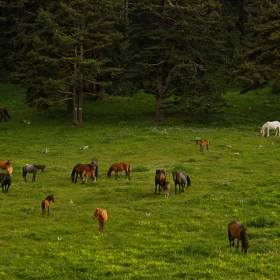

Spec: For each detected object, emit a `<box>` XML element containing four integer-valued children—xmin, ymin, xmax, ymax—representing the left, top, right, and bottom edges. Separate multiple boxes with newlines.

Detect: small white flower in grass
<box><xmin>145</xmin><ymin>213</ymin><xmax>151</xmax><ymax>217</ymax></box>
<box><xmin>42</xmin><ymin>148</ymin><xmax>49</xmax><ymax>153</ymax></box>
<box><xmin>23</xmin><ymin>120</ymin><xmax>31</xmax><ymax>125</ymax></box>
<box><xmin>80</xmin><ymin>145</ymin><xmax>89</xmax><ymax>150</ymax></box>
<box><xmin>234</xmin><ymin>152</ymin><xmax>239</xmax><ymax>155</ymax></box>
<box><xmin>70</xmin><ymin>199</ymin><xmax>74</xmax><ymax>207</ymax></box>
<box><xmin>57</xmin><ymin>237</ymin><xmax>62</xmax><ymax>241</ymax></box>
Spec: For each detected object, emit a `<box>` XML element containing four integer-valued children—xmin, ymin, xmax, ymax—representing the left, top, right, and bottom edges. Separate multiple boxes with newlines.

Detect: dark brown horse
<box><xmin>0</xmin><ymin>108</ymin><xmax>11</xmax><ymax>122</ymax></box>
<box><xmin>107</xmin><ymin>163</ymin><xmax>130</xmax><ymax>180</ymax></box>
<box><xmin>196</xmin><ymin>139</ymin><xmax>210</xmax><ymax>152</ymax></box>
<box><xmin>41</xmin><ymin>195</ymin><xmax>55</xmax><ymax>216</ymax></box>
<box><xmin>0</xmin><ymin>159</ymin><xmax>13</xmax><ymax>175</ymax></box>
<box><xmin>154</xmin><ymin>169</ymin><xmax>166</xmax><ymax>195</ymax></box>
<box><xmin>228</xmin><ymin>220</ymin><xmax>250</xmax><ymax>254</ymax></box>
<box><xmin>172</xmin><ymin>171</ymin><xmax>191</xmax><ymax>194</ymax></box>
<box><xmin>0</xmin><ymin>173</ymin><xmax>12</xmax><ymax>193</ymax></box>
<box><xmin>71</xmin><ymin>159</ymin><xmax>98</xmax><ymax>183</ymax></box>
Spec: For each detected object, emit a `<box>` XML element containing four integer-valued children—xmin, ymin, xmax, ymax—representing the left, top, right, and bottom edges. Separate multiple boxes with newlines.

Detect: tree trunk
<box><xmin>155</xmin><ymin>65</ymin><xmax>165</xmax><ymax>122</ymax></box>
<box><xmin>72</xmin><ymin>86</ymin><xmax>79</xmax><ymax>125</ymax></box>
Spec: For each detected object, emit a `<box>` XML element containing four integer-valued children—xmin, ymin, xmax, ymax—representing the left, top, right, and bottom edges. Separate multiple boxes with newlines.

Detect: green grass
<box><xmin>0</xmin><ymin>82</ymin><xmax>280</xmax><ymax>279</ymax></box>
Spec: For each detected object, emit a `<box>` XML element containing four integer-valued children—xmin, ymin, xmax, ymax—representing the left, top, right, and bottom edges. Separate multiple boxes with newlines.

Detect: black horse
<box><xmin>23</xmin><ymin>164</ymin><xmax>45</xmax><ymax>182</ymax></box>
<box><xmin>0</xmin><ymin>108</ymin><xmax>11</xmax><ymax>122</ymax></box>
<box><xmin>0</xmin><ymin>173</ymin><xmax>12</xmax><ymax>193</ymax></box>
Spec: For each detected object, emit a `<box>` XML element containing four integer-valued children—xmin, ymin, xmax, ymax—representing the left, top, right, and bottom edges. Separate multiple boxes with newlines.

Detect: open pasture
<box><xmin>0</xmin><ymin>83</ymin><xmax>280</xmax><ymax>279</ymax></box>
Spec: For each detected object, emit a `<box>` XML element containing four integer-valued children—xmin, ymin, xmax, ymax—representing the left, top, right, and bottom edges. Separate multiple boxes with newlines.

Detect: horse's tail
<box><xmin>4</xmin><ymin>109</ymin><xmax>11</xmax><ymax>118</ymax></box>
<box><xmin>41</xmin><ymin>200</ymin><xmax>45</xmax><ymax>211</ymax></box>
<box><xmin>22</xmin><ymin>166</ymin><xmax>26</xmax><ymax>178</ymax></box>
<box><xmin>186</xmin><ymin>175</ymin><xmax>191</xmax><ymax>187</ymax></box>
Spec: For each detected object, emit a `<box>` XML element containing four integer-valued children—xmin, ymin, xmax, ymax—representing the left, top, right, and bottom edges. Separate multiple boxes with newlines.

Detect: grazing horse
<box><xmin>23</xmin><ymin>164</ymin><xmax>45</xmax><ymax>182</ymax></box>
<box><xmin>196</xmin><ymin>139</ymin><xmax>210</xmax><ymax>152</ymax></box>
<box><xmin>154</xmin><ymin>169</ymin><xmax>166</xmax><ymax>195</ymax></box>
<box><xmin>71</xmin><ymin>162</ymin><xmax>97</xmax><ymax>183</ymax></box>
<box><xmin>164</xmin><ymin>182</ymin><xmax>171</xmax><ymax>199</ymax></box>
<box><xmin>107</xmin><ymin>163</ymin><xmax>130</xmax><ymax>180</ymax></box>
<box><xmin>0</xmin><ymin>173</ymin><xmax>12</xmax><ymax>193</ymax></box>
<box><xmin>228</xmin><ymin>220</ymin><xmax>250</xmax><ymax>254</ymax></box>
<box><xmin>41</xmin><ymin>195</ymin><xmax>55</xmax><ymax>216</ymax></box>
<box><xmin>0</xmin><ymin>160</ymin><xmax>13</xmax><ymax>175</ymax></box>
<box><xmin>93</xmin><ymin>208</ymin><xmax>108</xmax><ymax>232</ymax></box>
<box><xmin>172</xmin><ymin>171</ymin><xmax>191</xmax><ymax>194</ymax></box>
<box><xmin>260</xmin><ymin>121</ymin><xmax>280</xmax><ymax>137</ymax></box>
<box><xmin>0</xmin><ymin>108</ymin><xmax>11</xmax><ymax>122</ymax></box>
<box><xmin>81</xmin><ymin>169</ymin><xmax>96</xmax><ymax>184</ymax></box>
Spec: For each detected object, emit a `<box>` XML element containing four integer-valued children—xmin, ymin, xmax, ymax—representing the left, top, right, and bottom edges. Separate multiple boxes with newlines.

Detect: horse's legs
<box><xmin>32</xmin><ymin>172</ymin><xmax>36</xmax><ymax>182</ymax></box>
<box><xmin>267</xmin><ymin>128</ymin><xmax>270</xmax><ymax>137</ymax></box>
<box><xmin>115</xmin><ymin>171</ymin><xmax>118</xmax><ymax>180</ymax></box>
<box><xmin>236</xmin><ymin>239</ymin><xmax>240</xmax><ymax>253</ymax></box>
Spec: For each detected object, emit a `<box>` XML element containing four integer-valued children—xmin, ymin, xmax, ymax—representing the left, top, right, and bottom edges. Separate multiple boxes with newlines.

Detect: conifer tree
<box><xmin>126</xmin><ymin>0</ymin><xmax>228</xmax><ymax>122</ymax></box>
<box><xmin>230</xmin><ymin>0</ymin><xmax>280</xmax><ymax>94</ymax></box>
<box><xmin>11</xmin><ymin>0</ymin><xmax>123</xmax><ymax>124</ymax></box>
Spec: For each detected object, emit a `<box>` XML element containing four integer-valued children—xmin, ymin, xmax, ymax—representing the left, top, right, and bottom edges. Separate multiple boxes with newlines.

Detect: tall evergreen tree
<box><xmin>11</xmin><ymin>0</ymin><xmax>123</xmax><ymax>124</ymax></box>
<box><xmin>126</xmin><ymin>0</ymin><xmax>228</xmax><ymax>122</ymax></box>
<box><xmin>230</xmin><ymin>0</ymin><xmax>280</xmax><ymax>94</ymax></box>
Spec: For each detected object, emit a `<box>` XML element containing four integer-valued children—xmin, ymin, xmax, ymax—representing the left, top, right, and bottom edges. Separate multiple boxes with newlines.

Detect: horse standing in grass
<box><xmin>0</xmin><ymin>108</ymin><xmax>11</xmax><ymax>122</ymax></box>
<box><xmin>196</xmin><ymin>139</ymin><xmax>210</xmax><ymax>152</ymax></box>
<box><xmin>93</xmin><ymin>208</ymin><xmax>108</xmax><ymax>233</ymax></box>
<box><xmin>0</xmin><ymin>160</ymin><xmax>13</xmax><ymax>175</ymax></box>
<box><xmin>0</xmin><ymin>173</ymin><xmax>12</xmax><ymax>193</ymax></box>
<box><xmin>71</xmin><ymin>162</ymin><xmax>97</xmax><ymax>183</ymax></box>
<box><xmin>228</xmin><ymin>220</ymin><xmax>250</xmax><ymax>254</ymax></box>
<box><xmin>23</xmin><ymin>164</ymin><xmax>45</xmax><ymax>182</ymax></box>
<box><xmin>172</xmin><ymin>171</ymin><xmax>191</xmax><ymax>194</ymax></box>
<box><xmin>154</xmin><ymin>169</ymin><xmax>166</xmax><ymax>195</ymax></box>
<box><xmin>81</xmin><ymin>169</ymin><xmax>96</xmax><ymax>184</ymax></box>
<box><xmin>260</xmin><ymin>121</ymin><xmax>280</xmax><ymax>137</ymax></box>
<box><xmin>164</xmin><ymin>182</ymin><xmax>171</xmax><ymax>199</ymax></box>
<box><xmin>107</xmin><ymin>163</ymin><xmax>130</xmax><ymax>180</ymax></box>
<box><xmin>41</xmin><ymin>195</ymin><xmax>55</xmax><ymax>216</ymax></box>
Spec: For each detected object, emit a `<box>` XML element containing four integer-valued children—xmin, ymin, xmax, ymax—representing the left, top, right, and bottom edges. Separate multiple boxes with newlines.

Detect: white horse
<box><xmin>260</xmin><ymin>121</ymin><xmax>280</xmax><ymax>137</ymax></box>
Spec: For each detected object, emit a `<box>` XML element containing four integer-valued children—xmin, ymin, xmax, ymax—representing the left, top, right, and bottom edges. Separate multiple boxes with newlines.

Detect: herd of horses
<box><xmin>7</xmin><ymin>113</ymin><xmax>275</xmax><ymax>252</ymax></box>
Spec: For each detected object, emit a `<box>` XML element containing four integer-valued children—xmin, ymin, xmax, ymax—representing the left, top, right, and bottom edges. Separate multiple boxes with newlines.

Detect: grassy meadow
<box><xmin>0</xmin><ymin>80</ymin><xmax>280</xmax><ymax>279</ymax></box>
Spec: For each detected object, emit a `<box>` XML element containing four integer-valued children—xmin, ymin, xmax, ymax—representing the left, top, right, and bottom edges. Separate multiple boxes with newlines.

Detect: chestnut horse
<box><xmin>107</xmin><ymin>163</ymin><xmax>130</xmax><ymax>180</ymax></box>
<box><xmin>0</xmin><ymin>160</ymin><xmax>13</xmax><ymax>175</ymax></box>
<box><xmin>228</xmin><ymin>220</ymin><xmax>250</xmax><ymax>254</ymax></box>
<box><xmin>81</xmin><ymin>169</ymin><xmax>96</xmax><ymax>184</ymax></box>
<box><xmin>41</xmin><ymin>195</ymin><xmax>55</xmax><ymax>216</ymax></box>
<box><xmin>196</xmin><ymin>139</ymin><xmax>210</xmax><ymax>152</ymax></box>
<box><xmin>71</xmin><ymin>159</ymin><xmax>98</xmax><ymax>183</ymax></box>
<box><xmin>164</xmin><ymin>182</ymin><xmax>171</xmax><ymax>199</ymax></box>
<box><xmin>0</xmin><ymin>108</ymin><xmax>11</xmax><ymax>122</ymax></box>
<box><xmin>93</xmin><ymin>208</ymin><xmax>108</xmax><ymax>232</ymax></box>
<box><xmin>154</xmin><ymin>169</ymin><xmax>166</xmax><ymax>195</ymax></box>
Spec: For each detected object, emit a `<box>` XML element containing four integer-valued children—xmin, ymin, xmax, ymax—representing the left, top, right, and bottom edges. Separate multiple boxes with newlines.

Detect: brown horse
<box><xmin>164</xmin><ymin>182</ymin><xmax>171</xmax><ymax>199</ymax></box>
<box><xmin>93</xmin><ymin>208</ymin><xmax>108</xmax><ymax>232</ymax></box>
<box><xmin>196</xmin><ymin>139</ymin><xmax>210</xmax><ymax>152</ymax></box>
<box><xmin>81</xmin><ymin>169</ymin><xmax>96</xmax><ymax>184</ymax></box>
<box><xmin>71</xmin><ymin>160</ymin><xmax>97</xmax><ymax>183</ymax></box>
<box><xmin>228</xmin><ymin>220</ymin><xmax>250</xmax><ymax>254</ymax></box>
<box><xmin>41</xmin><ymin>195</ymin><xmax>55</xmax><ymax>216</ymax></box>
<box><xmin>0</xmin><ymin>108</ymin><xmax>11</xmax><ymax>122</ymax></box>
<box><xmin>0</xmin><ymin>160</ymin><xmax>13</xmax><ymax>175</ymax></box>
<box><xmin>154</xmin><ymin>169</ymin><xmax>166</xmax><ymax>195</ymax></box>
<box><xmin>0</xmin><ymin>173</ymin><xmax>12</xmax><ymax>193</ymax></box>
<box><xmin>107</xmin><ymin>163</ymin><xmax>130</xmax><ymax>180</ymax></box>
